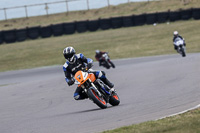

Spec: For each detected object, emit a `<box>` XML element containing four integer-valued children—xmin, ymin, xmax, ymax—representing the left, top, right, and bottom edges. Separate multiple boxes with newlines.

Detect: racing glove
<box><xmin>87</xmin><ymin>63</ymin><xmax>93</xmax><ymax>69</ymax></box>
<box><xmin>67</xmin><ymin>78</ymin><xmax>75</xmax><ymax>86</ymax></box>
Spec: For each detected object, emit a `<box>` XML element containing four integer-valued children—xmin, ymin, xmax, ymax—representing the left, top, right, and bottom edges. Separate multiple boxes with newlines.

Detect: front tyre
<box><xmin>109</xmin><ymin>61</ymin><xmax>115</xmax><ymax>68</ymax></box>
<box><xmin>87</xmin><ymin>87</ymin><xmax>107</xmax><ymax>109</ymax></box>
<box><xmin>109</xmin><ymin>92</ymin><xmax>120</xmax><ymax>106</ymax></box>
<box><xmin>104</xmin><ymin>61</ymin><xmax>111</xmax><ymax>69</ymax></box>
<box><xmin>182</xmin><ymin>49</ymin><xmax>186</xmax><ymax>57</ymax></box>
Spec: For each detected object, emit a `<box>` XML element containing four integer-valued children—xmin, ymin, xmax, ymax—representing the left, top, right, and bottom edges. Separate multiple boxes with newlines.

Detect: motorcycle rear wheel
<box><xmin>87</xmin><ymin>87</ymin><xmax>107</xmax><ymax>109</ymax></box>
<box><xmin>109</xmin><ymin>92</ymin><xmax>120</xmax><ymax>106</ymax></box>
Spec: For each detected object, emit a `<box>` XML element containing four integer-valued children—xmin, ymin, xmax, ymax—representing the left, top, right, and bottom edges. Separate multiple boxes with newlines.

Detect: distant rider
<box><xmin>173</xmin><ymin>31</ymin><xmax>186</xmax><ymax>50</ymax></box>
<box><xmin>95</xmin><ymin>50</ymin><xmax>107</xmax><ymax>66</ymax></box>
<box><xmin>63</xmin><ymin>46</ymin><xmax>115</xmax><ymax>100</ymax></box>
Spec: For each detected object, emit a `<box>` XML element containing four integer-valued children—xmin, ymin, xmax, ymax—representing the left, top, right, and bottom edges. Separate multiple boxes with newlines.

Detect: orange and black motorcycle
<box><xmin>74</xmin><ymin>68</ymin><xmax>120</xmax><ymax>109</ymax></box>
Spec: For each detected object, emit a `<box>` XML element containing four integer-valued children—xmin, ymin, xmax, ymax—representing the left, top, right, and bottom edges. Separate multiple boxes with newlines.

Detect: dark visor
<box><xmin>64</xmin><ymin>53</ymin><xmax>73</xmax><ymax>59</ymax></box>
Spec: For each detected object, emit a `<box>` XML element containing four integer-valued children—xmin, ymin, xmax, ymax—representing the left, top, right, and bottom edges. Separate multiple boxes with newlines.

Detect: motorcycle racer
<box><xmin>63</xmin><ymin>46</ymin><xmax>115</xmax><ymax>100</ymax></box>
<box><xmin>95</xmin><ymin>50</ymin><xmax>115</xmax><ymax>69</ymax></box>
<box><xmin>95</xmin><ymin>50</ymin><xmax>107</xmax><ymax>66</ymax></box>
<box><xmin>173</xmin><ymin>31</ymin><xmax>186</xmax><ymax>50</ymax></box>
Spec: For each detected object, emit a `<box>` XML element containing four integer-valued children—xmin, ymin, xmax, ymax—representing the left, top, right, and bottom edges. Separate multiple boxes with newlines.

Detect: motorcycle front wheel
<box><xmin>104</xmin><ymin>62</ymin><xmax>111</xmax><ymax>69</ymax></box>
<box><xmin>181</xmin><ymin>49</ymin><xmax>186</xmax><ymax>57</ymax></box>
<box><xmin>87</xmin><ymin>87</ymin><xmax>107</xmax><ymax>109</ymax></box>
<box><xmin>109</xmin><ymin>61</ymin><xmax>115</xmax><ymax>68</ymax></box>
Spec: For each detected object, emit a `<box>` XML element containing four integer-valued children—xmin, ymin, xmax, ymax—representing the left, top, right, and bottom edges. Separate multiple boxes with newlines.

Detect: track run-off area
<box><xmin>0</xmin><ymin>53</ymin><xmax>200</xmax><ymax>133</ymax></box>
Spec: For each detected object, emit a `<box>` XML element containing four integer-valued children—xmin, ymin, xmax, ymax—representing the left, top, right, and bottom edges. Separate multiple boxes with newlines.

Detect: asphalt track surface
<box><xmin>0</xmin><ymin>54</ymin><xmax>200</xmax><ymax>133</ymax></box>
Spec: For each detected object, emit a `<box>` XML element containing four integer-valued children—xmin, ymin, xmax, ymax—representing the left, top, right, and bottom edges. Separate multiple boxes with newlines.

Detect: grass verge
<box><xmin>103</xmin><ymin>107</ymin><xmax>200</xmax><ymax>133</ymax></box>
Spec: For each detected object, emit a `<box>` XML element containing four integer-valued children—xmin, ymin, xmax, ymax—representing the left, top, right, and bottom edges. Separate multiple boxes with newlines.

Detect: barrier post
<box><xmin>107</xmin><ymin>0</ymin><xmax>110</xmax><ymax>7</ymax></box>
<box><xmin>87</xmin><ymin>0</ymin><xmax>90</xmax><ymax>10</ymax></box>
<box><xmin>65</xmin><ymin>0</ymin><xmax>69</xmax><ymax>13</ymax></box>
<box><xmin>24</xmin><ymin>6</ymin><xmax>28</xmax><ymax>18</ymax></box>
<box><xmin>4</xmin><ymin>8</ymin><xmax>7</xmax><ymax>20</ymax></box>
<box><xmin>45</xmin><ymin>3</ymin><xmax>49</xmax><ymax>16</ymax></box>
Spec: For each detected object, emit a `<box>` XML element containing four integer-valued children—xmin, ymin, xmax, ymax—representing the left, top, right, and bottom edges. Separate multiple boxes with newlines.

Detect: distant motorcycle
<box><xmin>174</xmin><ymin>37</ymin><xmax>186</xmax><ymax>57</ymax></box>
<box><xmin>99</xmin><ymin>53</ymin><xmax>115</xmax><ymax>69</ymax></box>
<box><xmin>74</xmin><ymin>67</ymin><xmax>120</xmax><ymax>109</ymax></box>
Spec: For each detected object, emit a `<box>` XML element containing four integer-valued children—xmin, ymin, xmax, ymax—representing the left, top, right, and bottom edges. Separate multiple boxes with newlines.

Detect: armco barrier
<box><xmin>15</xmin><ymin>28</ymin><xmax>27</xmax><ymax>42</ymax></box>
<box><xmin>0</xmin><ymin>32</ymin><xmax>3</xmax><ymax>44</ymax></box>
<box><xmin>146</xmin><ymin>13</ymin><xmax>157</xmax><ymax>24</ymax></box>
<box><xmin>3</xmin><ymin>29</ymin><xmax>16</xmax><ymax>43</ymax></box>
<box><xmin>27</xmin><ymin>26</ymin><xmax>40</xmax><ymax>39</ymax></box>
<box><xmin>181</xmin><ymin>9</ymin><xmax>192</xmax><ymax>20</ymax></box>
<box><xmin>111</xmin><ymin>17</ymin><xmax>123</xmax><ymax>29</ymax></box>
<box><xmin>76</xmin><ymin>21</ymin><xmax>88</xmax><ymax>33</ymax></box>
<box><xmin>192</xmin><ymin>8</ymin><xmax>200</xmax><ymax>19</ymax></box>
<box><xmin>169</xmin><ymin>11</ymin><xmax>181</xmax><ymax>21</ymax></box>
<box><xmin>133</xmin><ymin>14</ymin><xmax>146</xmax><ymax>26</ymax></box>
<box><xmin>88</xmin><ymin>20</ymin><xmax>99</xmax><ymax>32</ymax></box>
<box><xmin>157</xmin><ymin>12</ymin><xmax>169</xmax><ymax>23</ymax></box>
<box><xmin>99</xmin><ymin>18</ymin><xmax>111</xmax><ymax>30</ymax></box>
<box><xmin>51</xmin><ymin>23</ymin><xmax>64</xmax><ymax>36</ymax></box>
<box><xmin>40</xmin><ymin>26</ymin><xmax>52</xmax><ymax>38</ymax></box>
<box><xmin>63</xmin><ymin>22</ymin><xmax>76</xmax><ymax>34</ymax></box>
<box><xmin>122</xmin><ymin>16</ymin><xmax>134</xmax><ymax>27</ymax></box>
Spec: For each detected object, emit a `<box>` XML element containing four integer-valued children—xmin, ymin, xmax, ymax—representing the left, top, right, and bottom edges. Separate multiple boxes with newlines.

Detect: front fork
<box><xmin>91</xmin><ymin>82</ymin><xmax>102</xmax><ymax>97</ymax></box>
<box><xmin>82</xmin><ymin>79</ymin><xmax>111</xmax><ymax>102</ymax></box>
<box><xmin>95</xmin><ymin>79</ymin><xmax>111</xmax><ymax>95</ymax></box>
<box><xmin>81</xmin><ymin>80</ymin><xmax>102</xmax><ymax>97</ymax></box>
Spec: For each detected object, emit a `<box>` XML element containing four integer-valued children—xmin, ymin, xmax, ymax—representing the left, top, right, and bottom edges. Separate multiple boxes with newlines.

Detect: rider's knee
<box><xmin>101</xmin><ymin>71</ymin><xmax>105</xmax><ymax>75</ymax></box>
<box><xmin>95</xmin><ymin>71</ymin><xmax>106</xmax><ymax>78</ymax></box>
<box><xmin>74</xmin><ymin>92</ymin><xmax>87</xmax><ymax>100</ymax></box>
<box><xmin>74</xmin><ymin>93</ymin><xmax>81</xmax><ymax>100</ymax></box>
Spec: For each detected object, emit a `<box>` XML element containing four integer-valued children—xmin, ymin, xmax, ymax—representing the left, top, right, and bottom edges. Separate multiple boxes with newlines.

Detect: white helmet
<box><xmin>96</xmin><ymin>50</ymin><xmax>100</xmax><ymax>54</ymax></box>
<box><xmin>63</xmin><ymin>46</ymin><xmax>76</xmax><ymax>63</ymax></box>
<box><xmin>173</xmin><ymin>31</ymin><xmax>178</xmax><ymax>36</ymax></box>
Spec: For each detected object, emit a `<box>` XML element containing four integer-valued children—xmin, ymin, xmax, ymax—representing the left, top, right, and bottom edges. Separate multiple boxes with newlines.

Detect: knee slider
<box><xmin>98</xmin><ymin>71</ymin><xmax>106</xmax><ymax>78</ymax></box>
<box><xmin>74</xmin><ymin>93</ymin><xmax>80</xmax><ymax>100</ymax></box>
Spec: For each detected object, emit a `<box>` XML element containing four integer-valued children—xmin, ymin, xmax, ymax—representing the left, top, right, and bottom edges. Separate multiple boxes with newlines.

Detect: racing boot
<box><xmin>101</xmin><ymin>78</ymin><xmax>115</xmax><ymax>94</ymax></box>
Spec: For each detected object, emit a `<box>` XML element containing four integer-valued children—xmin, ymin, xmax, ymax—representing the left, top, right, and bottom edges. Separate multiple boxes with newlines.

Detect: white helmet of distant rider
<box><xmin>96</xmin><ymin>50</ymin><xmax>100</xmax><ymax>54</ymax></box>
<box><xmin>63</xmin><ymin>46</ymin><xmax>76</xmax><ymax>63</ymax></box>
<box><xmin>173</xmin><ymin>31</ymin><xmax>179</xmax><ymax>36</ymax></box>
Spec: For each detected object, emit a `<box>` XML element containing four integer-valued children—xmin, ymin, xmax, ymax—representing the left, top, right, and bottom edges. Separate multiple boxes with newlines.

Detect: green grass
<box><xmin>103</xmin><ymin>108</ymin><xmax>200</xmax><ymax>133</ymax></box>
<box><xmin>0</xmin><ymin>19</ymin><xmax>200</xmax><ymax>72</ymax></box>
